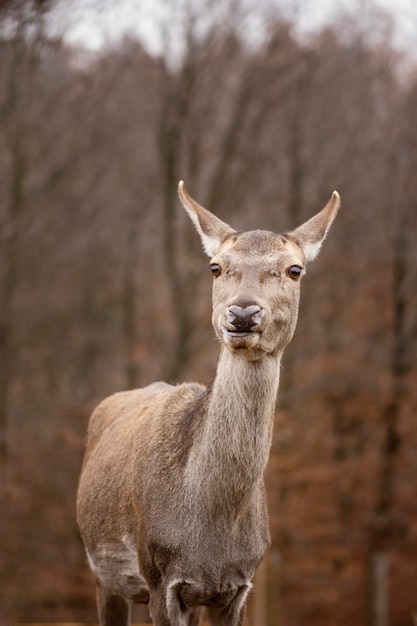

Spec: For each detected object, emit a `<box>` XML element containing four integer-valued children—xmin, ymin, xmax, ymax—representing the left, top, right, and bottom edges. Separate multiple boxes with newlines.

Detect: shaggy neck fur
<box><xmin>185</xmin><ymin>346</ymin><xmax>282</xmax><ymax>518</ymax></box>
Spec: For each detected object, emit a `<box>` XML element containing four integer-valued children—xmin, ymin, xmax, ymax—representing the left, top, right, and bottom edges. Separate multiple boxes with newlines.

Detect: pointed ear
<box><xmin>288</xmin><ymin>191</ymin><xmax>340</xmax><ymax>262</ymax></box>
<box><xmin>178</xmin><ymin>180</ymin><xmax>236</xmax><ymax>257</ymax></box>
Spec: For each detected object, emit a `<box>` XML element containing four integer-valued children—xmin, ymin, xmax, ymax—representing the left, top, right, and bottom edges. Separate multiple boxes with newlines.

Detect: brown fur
<box><xmin>77</xmin><ymin>182</ymin><xmax>340</xmax><ymax>626</ymax></box>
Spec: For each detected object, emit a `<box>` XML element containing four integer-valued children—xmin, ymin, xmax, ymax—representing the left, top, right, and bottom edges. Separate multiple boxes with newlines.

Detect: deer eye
<box><xmin>210</xmin><ymin>263</ymin><xmax>222</xmax><ymax>277</ymax></box>
<box><xmin>287</xmin><ymin>265</ymin><xmax>303</xmax><ymax>280</ymax></box>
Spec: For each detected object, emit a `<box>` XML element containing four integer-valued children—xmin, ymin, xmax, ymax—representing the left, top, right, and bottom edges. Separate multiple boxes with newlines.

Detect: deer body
<box><xmin>77</xmin><ymin>182</ymin><xmax>340</xmax><ymax>626</ymax></box>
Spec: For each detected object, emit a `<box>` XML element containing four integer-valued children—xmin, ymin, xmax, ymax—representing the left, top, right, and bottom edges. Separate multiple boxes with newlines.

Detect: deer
<box><xmin>76</xmin><ymin>181</ymin><xmax>340</xmax><ymax>626</ymax></box>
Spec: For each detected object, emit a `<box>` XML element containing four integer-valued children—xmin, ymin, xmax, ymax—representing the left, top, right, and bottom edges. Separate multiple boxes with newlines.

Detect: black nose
<box><xmin>227</xmin><ymin>304</ymin><xmax>262</xmax><ymax>331</ymax></box>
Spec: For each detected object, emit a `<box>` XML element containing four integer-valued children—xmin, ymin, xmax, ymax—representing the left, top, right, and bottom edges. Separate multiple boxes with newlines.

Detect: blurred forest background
<box><xmin>0</xmin><ymin>0</ymin><xmax>416</xmax><ymax>624</ymax></box>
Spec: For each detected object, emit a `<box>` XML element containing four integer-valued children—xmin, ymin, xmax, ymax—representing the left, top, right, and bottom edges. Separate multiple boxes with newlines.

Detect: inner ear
<box><xmin>288</xmin><ymin>191</ymin><xmax>340</xmax><ymax>262</ymax></box>
<box><xmin>178</xmin><ymin>181</ymin><xmax>236</xmax><ymax>257</ymax></box>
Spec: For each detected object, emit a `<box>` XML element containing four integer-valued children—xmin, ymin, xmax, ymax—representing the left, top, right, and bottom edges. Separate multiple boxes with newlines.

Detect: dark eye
<box><xmin>287</xmin><ymin>265</ymin><xmax>303</xmax><ymax>280</ymax></box>
<box><xmin>210</xmin><ymin>263</ymin><xmax>222</xmax><ymax>277</ymax></box>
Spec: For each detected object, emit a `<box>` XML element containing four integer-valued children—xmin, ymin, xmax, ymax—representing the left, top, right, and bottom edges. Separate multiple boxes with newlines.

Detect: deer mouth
<box><xmin>222</xmin><ymin>327</ymin><xmax>254</xmax><ymax>338</ymax></box>
<box><xmin>221</xmin><ymin>326</ymin><xmax>261</xmax><ymax>350</ymax></box>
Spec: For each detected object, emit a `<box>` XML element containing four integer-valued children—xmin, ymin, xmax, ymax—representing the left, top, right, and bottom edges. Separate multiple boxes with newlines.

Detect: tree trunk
<box><xmin>369</xmin><ymin>204</ymin><xmax>413</xmax><ymax>626</ymax></box>
<box><xmin>122</xmin><ymin>216</ymin><xmax>141</xmax><ymax>389</ymax></box>
<box><xmin>370</xmin><ymin>552</ymin><xmax>389</xmax><ymax>626</ymax></box>
<box><xmin>157</xmin><ymin>61</ymin><xmax>196</xmax><ymax>382</ymax></box>
<box><xmin>0</xmin><ymin>134</ymin><xmax>26</xmax><ymax>475</ymax></box>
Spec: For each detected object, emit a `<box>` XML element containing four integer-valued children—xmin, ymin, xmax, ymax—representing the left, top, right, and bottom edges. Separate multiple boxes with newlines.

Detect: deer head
<box><xmin>178</xmin><ymin>181</ymin><xmax>340</xmax><ymax>359</ymax></box>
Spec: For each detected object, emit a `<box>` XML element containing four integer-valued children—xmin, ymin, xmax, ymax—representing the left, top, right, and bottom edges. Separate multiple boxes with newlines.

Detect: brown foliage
<box><xmin>0</xmin><ymin>1</ymin><xmax>416</xmax><ymax>624</ymax></box>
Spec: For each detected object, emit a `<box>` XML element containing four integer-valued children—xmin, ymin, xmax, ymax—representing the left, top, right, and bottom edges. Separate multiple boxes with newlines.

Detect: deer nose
<box><xmin>227</xmin><ymin>304</ymin><xmax>262</xmax><ymax>331</ymax></box>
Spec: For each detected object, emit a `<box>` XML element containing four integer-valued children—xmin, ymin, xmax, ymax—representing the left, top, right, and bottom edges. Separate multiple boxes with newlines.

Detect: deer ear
<box><xmin>178</xmin><ymin>181</ymin><xmax>236</xmax><ymax>257</ymax></box>
<box><xmin>288</xmin><ymin>191</ymin><xmax>340</xmax><ymax>262</ymax></box>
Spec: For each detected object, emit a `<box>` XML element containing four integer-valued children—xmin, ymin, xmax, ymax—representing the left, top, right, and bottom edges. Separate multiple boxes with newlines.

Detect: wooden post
<box><xmin>371</xmin><ymin>551</ymin><xmax>389</xmax><ymax>626</ymax></box>
<box><xmin>248</xmin><ymin>553</ymin><xmax>268</xmax><ymax>626</ymax></box>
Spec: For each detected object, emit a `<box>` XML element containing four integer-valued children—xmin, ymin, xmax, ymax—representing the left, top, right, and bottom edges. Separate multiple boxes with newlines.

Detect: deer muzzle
<box><xmin>225</xmin><ymin>304</ymin><xmax>263</xmax><ymax>336</ymax></box>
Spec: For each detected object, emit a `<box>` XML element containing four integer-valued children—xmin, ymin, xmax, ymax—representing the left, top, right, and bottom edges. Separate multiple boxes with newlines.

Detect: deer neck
<box><xmin>185</xmin><ymin>346</ymin><xmax>282</xmax><ymax>517</ymax></box>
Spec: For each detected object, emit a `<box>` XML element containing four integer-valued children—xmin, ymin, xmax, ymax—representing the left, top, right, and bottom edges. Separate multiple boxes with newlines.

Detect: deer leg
<box><xmin>207</xmin><ymin>585</ymin><xmax>249</xmax><ymax>626</ymax></box>
<box><xmin>207</xmin><ymin>604</ymin><xmax>246</xmax><ymax>626</ymax></box>
<box><xmin>96</xmin><ymin>582</ymin><xmax>131</xmax><ymax>626</ymax></box>
<box><xmin>187</xmin><ymin>607</ymin><xmax>204</xmax><ymax>625</ymax></box>
<box><xmin>148</xmin><ymin>586</ymin><xmax>203</xmax><ymax>626</ymax></box>
<box><xmin>148</xmin><ymin>587</ymin><xmax>172</xmax><ymax>626</ymax></box>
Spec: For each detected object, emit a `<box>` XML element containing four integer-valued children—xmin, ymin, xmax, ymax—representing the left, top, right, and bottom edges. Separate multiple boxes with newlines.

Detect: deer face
<box><xmin>209</xmin><ymin>231</ymin><xmax>306</xmax><ymax>356</ymax></box>
<box><xmin>178</xmin><ymin>181</ymin><xmax>340</xmax><ymax>357</ymax></box>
